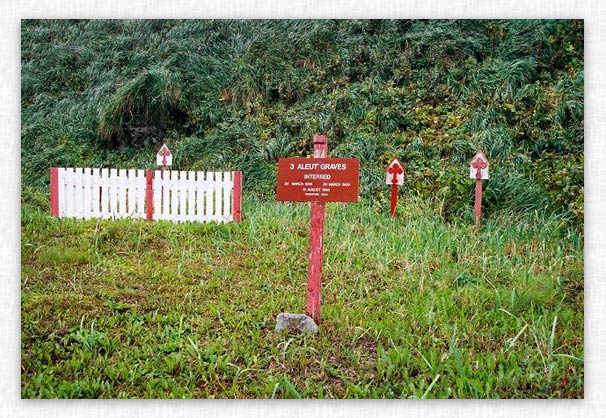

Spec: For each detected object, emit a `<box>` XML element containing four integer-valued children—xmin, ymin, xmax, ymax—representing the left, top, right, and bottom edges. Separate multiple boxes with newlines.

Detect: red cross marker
<box><xmin>469</xmin><ymin>151</ymin><xmax>489</xmax><ymax>233</ymax></box>
<box><xmin>156</xmin><ymin>144</ymin><xmax>172</xmax><ymax>179</ymax></box>
<box><xmin>159</xmin><ymin>147</ymin><xmax>170</xmax><ymax>166</ymax></box>
<box><xmin>386</xmin><ymin>158</ymin><xmax>405</xmax><ymax>217</ymax></box>
<box><xmin>388</xmin><ymin>164</ymin><xmax>404</xmax><ymax>184</ymax></box>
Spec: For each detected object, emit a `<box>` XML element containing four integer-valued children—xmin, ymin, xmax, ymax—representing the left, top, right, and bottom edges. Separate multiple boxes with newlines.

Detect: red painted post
<box><xmin>306</xmin><ymin>135</ymin><xmax>328</xmax><ymax>323</ymax></box>
<box><xmin>474</xmin><ymin>175</ymin><xmax>482</xmax><ymax>233</ymax></box>
<box><xmin>386</xmin><ymin>159</ymin><xmax>404</xmax><ymax>218</ymax></box>
<box><xmin>390</xmin><ymin>184</ymin><xmax>398</xmax><ymax>217</ymax></box>
<box><xmin>471</xmin><ymin>157</ymin><xmax>486</xmax><ymax>233</ymax></box>
<box><xmin>50</xmin><ymin>167</ymin><xmax>59</xmax><ymax>217</ymax></box>
<box><xmin>233</xmin><ymin>171</ymin><xmax>242</xmax><ymax>222</ymax></box>
<box><xmin>146</xmin><ymin>169</ymin><xmax>154</xmax><ymax>221</ymax></box>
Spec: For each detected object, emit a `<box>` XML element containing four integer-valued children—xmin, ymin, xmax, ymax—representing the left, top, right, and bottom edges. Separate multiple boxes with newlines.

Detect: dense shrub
<box><xmin>21</xmin><ymin>19</ymin><xmax>583</xmax><ymax>228</ymax></box>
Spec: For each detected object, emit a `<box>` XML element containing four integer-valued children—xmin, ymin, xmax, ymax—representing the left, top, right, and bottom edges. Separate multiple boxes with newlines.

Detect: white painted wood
<box><xmin>178</xmin><ymin>170</ymin><xmax>186</xmax><ymax>223</ymax></box>
<box><xmin>187</xmin><ymin>171</ymin><xmax>196</xmax><ymax>221</ymax></box>
<box><xmin>205</xmin><ymin>171</ymin><xmax>214</xmax><ymax>222</ymax></box>
<box><xmin>91</xmin><ymin>168</ymin><xmax>100</xmax><ymax>218</ymax></box>
<box><xmin>195</xmin><ymin>171</ymin><xmax>204</xmax><ymax>219</ymax></box>
<box><xmin>73</xmin><ymin>168</ymin><xmax>80</xmax><ymax>218</ymax></box>
<box><xmin>158</xmin><ymin>170</ymin><xmax>164</xmax><ymax>220</ymax></box>
<box><xmin>222</xmin><ymin>171</ymin><xmax>232</xmax><ymax>223</ymax></box>
<box><xmin>109</xmin><ymin>169</ymin><xmax>118</xmax><ymax>218</ymax></box>
<box><xmin>127</xmin><ymin>169</ymin><xmax>135</xmax><ymax>217</ymax></box>
<box><xmin>170</xmin><ymin>170</ymin><xmax>179</xmax><ymax>222</ymax></box>
<box><xmin>54</xmin><ymin>167</ymin><xmax>237</xmax><ymax>224</ymax></box>
<box><xmin>58</xmin><ymin>168</ymin><xmax>67</xmax><ymax>217</ymax></box>
<box><xmin>82</xmin><ymin>168</ymin><xmax>91</xmax><ymax>219</ymax></box>
<box><xmin>100</xmin><ymin>169</ymin><xmax>109</xmax><ymax>219</ymax></box>
<box><xmin>65</xmin><ymin>168</ymin><xmax>75</xmax><ymax>218</ymax></box>
<box><xmin>212</xmin><ymin>172</ymin><xmax>221</xmax><ymax>222</ymax></box>
<box><xmin>136</xmin><ymin>169</ymin><xmax>143</xmax><ymax>218</ymax></box>
<box><xmin>117</xmin><ymin>169</ymin><xmax>126</xmax><ymax>218</ymax></box>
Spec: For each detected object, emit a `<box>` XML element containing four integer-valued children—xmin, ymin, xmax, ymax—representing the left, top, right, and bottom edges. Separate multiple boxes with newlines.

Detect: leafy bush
<box><xmin>21</xmin><ymin>19</ymin><xmax>584</xmax><ymax>228</ymax></box>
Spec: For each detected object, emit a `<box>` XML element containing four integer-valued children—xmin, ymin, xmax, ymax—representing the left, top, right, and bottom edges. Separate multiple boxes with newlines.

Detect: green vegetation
<box><xmin>22</xmin><ymin>194</ymin><xmax>583</xmax><ymax>398</ymax></box>
<box><xmin>21</xmin><ymin>19</ymin><xmax>584</xmax><ymax>399</ymax></box>
<box><xmin>21</xmin><ymin>19</ymin><xmax>583</xmax><ymax>227</ymax></box>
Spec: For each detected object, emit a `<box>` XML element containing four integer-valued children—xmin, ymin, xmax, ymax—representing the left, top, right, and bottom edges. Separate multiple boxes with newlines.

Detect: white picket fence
<box><xmin>153</xmin><ymin>170</ymin><xmax>234</xmax><ymax>223</ymax></box>
<box><xmin>51</xmin><ymin>167</ymin><xmax>240</xmax><ymax>223</ymax></box>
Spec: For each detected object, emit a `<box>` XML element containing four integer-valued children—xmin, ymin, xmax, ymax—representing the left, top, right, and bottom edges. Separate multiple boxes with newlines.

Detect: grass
<box><xmin>21</xmin><ymin>195</ymin><xmax>583</xmax><ymax>398</ymax></box>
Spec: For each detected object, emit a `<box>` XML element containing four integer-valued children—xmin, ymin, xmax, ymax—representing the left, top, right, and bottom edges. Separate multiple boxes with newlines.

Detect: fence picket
<box><xmin>222</xmin><ymin>171</ymin><xmax>231</xmax><ymax>222</ymax></box>
<box><xmin>82</xmin><ymin>168</ymin><xmax>91</xmax><ymax>219</ymax></box>
<box><xmin>58</xmin><ymin>168</ymin><xmax>66</xmax><ymax>217</ymax></box>
<box><xmin>177</xmin><ymin>171</ymin><xmax>185</xmax><ymax>223</ymax></box>
<box><xmin>91</xmin><ymin>168</ymin><xmax>99</xmax><ymax>218</ymax></box>
<box><xmin>205</xmin><ymin>172</ymin><xmax>213</xmax><ymax>221</ymax></box>
<box><xmin>135</xmin><ymin>170</ymin><xmax>143</xmax><ymax>218</ymax></box>
<box><xmin>99</xmin><ymin>169</ymin><xmax>107</xmax><ymax>219</ymax></box>
<box><xmin>127</xmin><ymin>169</ymin><xmax>135</xmax><ymax>216</ymax></box>
<box><xmin>187</xmin><ymin>171</ymin><xmax>195</xmax><ymax>221</ymax></box>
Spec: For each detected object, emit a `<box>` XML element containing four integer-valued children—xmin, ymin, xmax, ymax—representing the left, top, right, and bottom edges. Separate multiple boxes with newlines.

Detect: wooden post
<box><xmin>232</xmin><ymin>171</ymin><xmax>242</xmax><ymax>222</ymax></box>
<box><xmin>50</xmin><ymin>167</ymin><xmax>59</xmax><ymax>217</ymax></box>
<box><xmin>474</xmin><ymin>175</ymin><xmax>482</xmax><ymax>233</ymax></box>
<box><xmin>470</xmin><ymin>155</ymin><xmax>487</xmax><ymax>234</ymax></box>
<box><xmin>390</xmin><ymin>184</ymin><xmax>398</xmax><ymax>218</ymax></box>
<box><xmin>146</xmin><ymin>169</ymin><xmax>154</xmax><ymax>221</ymax></box>
<box><xmin>306</xmin><ymin>135</ymin><xmax>328</xmax><ymax>323</ymax></box>
<box><xmin>386</xmin><ymin>158</ymin><xmax>404</xmax><ymax>218</ymax></box>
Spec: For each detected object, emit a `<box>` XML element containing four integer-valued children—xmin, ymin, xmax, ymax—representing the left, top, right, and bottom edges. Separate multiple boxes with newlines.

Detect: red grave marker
<box><xmin>385</xmin><ymin>158</ymin><xmax>405</xmax><ymax>217</ymax></box>
<box><xmin>469</xmin><ymin>151</ymin><xmax>489</xmax><ymax>233</ymax></box>
<box><xmin>277</xmin><ymin>158</ymin><xmax>359</xmax><ymax>203</ymax></box>
<box><xmin>276</xmin><ymin>135</ymin><xmax>359</xmax><ymax>323</ymax></box>
<box><xmin>156</xmin><ymin>144</ymin><xmax>172</xmax><ymax>167</ymax></box>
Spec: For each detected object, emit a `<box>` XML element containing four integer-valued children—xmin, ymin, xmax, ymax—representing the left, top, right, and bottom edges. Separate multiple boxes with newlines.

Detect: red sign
<box><xmin>156</xmin><ymin>144</ymin><xmax>172</xmax><ymax>167</ymax></box>
<box><xmin>277</xmin><ymin>158</ymin><xmax>359</xmax><ymax>202</ymax></box>
<box><xmin>386</xmin><ymin>157</ymin><xmax>405</xmax><ymax>185</ymax></box>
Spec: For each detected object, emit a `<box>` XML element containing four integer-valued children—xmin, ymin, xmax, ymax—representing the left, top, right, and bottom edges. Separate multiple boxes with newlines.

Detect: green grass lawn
<box><xmin>20</xmin><ymin>196</ymin><xmax>583</xmax><ymax>398</ymax></box>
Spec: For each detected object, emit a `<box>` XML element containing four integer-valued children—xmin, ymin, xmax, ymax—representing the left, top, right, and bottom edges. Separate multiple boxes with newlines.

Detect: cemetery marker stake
<box><xmin>156</xmin><ymin>144</ymin><xmax>172</xmax><ymax>217</ymax></box>
<box><xmin>469</xmin><ymin>151</ymin><xmax>489</xmax><ymax>233</ymax></box>
<box><xmin>306</xmin><ymin>135</ymin><xmax>328</xmax><ymax>323</ymax></box>
<box><xmin>276</xmin><ymin>136</ymin><xmax>360</xmax><ymax>325</ymax></box>
<box><xmin>385</xmin><ymin>158</ymin><xmax>405</xmax><ymax>218</ymax></box>
<box><xmin>156</xmin><ymin>144</ymin><xmax>172</xmax><ymax>179</ymax></box>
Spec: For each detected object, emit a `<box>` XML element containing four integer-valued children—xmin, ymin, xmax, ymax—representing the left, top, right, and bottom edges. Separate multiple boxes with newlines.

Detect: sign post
<box><xmin>469</xmin><ymin>151</ymin><xmax>489</xmax><ymax>233</ymax></box>
<box><xmin>306</xmin><ymin>136</ymin><xmax>328</xmax><ymax>324</ymax></box>
<box><xmin>276</xmin><ymin>135</ymin><xmax>359</xmax><ymax>324</ymax></box>
<box><xmin>385</xmin><ymin>158</ymin><xmax>405</xmax><ymax>218</ymax></box>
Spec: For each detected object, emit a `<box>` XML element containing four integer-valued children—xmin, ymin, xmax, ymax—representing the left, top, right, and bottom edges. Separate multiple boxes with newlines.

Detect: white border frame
<box><xmin>4</xmin><ymin>1</ymin><xmax>602</xmax><ymax>417</ymax></box>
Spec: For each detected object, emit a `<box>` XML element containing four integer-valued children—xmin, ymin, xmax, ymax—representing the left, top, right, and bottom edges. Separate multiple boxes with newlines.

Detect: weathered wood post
<box><xmin>146</xmin><ymin>169</ymin><xmax>154</xmax><ymax>221</ymax></box>
<box><xmin>469</xmin><ymin>151</ymin><xmax>489</xmax><ymax>234</ymax></box>
<box><xmin>275</xmin><ymin>135</ymin><xmax>359</xmax><ymax>329</ymax></box>
<box><xmin>50</xmin><ymin>167</ymin><xmax>59</xmax><ymax>217</ymax></box>
<box><xmin>386</xmin><ymin>157</ymin><xmax>405</xmax><ymax>218</ymax></box>
<box><xmin>305</xmin><ymin>135</ymin><xmax>328</xmax><ymax>323</ymax></box>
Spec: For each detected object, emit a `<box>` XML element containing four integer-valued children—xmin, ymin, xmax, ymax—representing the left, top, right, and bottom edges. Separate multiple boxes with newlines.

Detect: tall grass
<box><xmin>21</xmin><ymin>19</ymin><xmax>584</xmax><ymax>228</ymax></box>
<box><xmin>21</xmin><ymin>196</ymin><xmax>583</xmax><ymax>398</ymax></box>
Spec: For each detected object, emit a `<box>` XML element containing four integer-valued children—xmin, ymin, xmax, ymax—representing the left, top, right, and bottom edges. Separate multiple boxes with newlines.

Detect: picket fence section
<box><xmin>153</xmin><ymin>170</ymin><xmax>234</xmax><ymax>223</ymax></box>
<box><xmin>50</xmin><ymin>167</ymin><xmax>242</xmax><ymax>223</ymax></box>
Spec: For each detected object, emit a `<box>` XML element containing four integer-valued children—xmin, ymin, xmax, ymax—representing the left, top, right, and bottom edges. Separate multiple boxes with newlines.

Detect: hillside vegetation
<box><xmin>21</xmin><ymin>19</ymin><xmax>584</xmax><ymax>226</ymax></box>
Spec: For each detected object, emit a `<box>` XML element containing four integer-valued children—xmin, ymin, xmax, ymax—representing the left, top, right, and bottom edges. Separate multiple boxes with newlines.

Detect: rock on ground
<box><xmin>275</xmin><ymin>312</ymin><xmax>319</xmax><ymax>334</ymax></box>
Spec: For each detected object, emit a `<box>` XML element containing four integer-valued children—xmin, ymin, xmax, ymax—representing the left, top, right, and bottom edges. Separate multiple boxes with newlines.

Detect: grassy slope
<box><xmin>21</xmin><ymin>197</ymin><xmax>583</xmax><ymax>398</ymax></box>
<box><xmin>21</xmin><ymin>19</ymin><xmax>584</xmax><ymax>227</ymax></box>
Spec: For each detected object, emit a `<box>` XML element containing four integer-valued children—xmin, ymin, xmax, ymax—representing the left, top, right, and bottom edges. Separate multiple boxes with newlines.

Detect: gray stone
<box><xmin>275</xmin><ymin>313</ymin><xmax>319</xmax><ymax>334</ymax></box>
